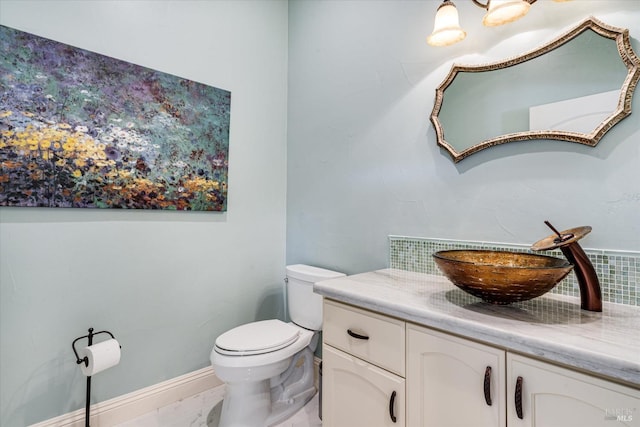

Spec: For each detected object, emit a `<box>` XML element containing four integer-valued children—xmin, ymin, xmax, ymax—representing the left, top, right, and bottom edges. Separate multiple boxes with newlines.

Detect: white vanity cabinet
<box><xmin>507</xmin><ymin>353</ymin><xmax>640</xmax><ymax>427</ymax></box>
<box><xmin>321</xmin><ymin>298</ymin><xmax>640</xmax><ymax>427</ymax></box>
<box><xmin>322</xmin><ymin>299</ymin><xmax>405</xmax><ymax>427</ymax></box>
<box><xmin>406</xmin><ymin>323</ymin><xmax>506</xmax><ymax>427</ymax></box>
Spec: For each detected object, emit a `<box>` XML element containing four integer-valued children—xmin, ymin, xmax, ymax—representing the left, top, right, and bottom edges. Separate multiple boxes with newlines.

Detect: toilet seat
<box><xmin>214</xmin><ymin>319</ymin><xmax>301</xmax><ymax>356</ymax></box>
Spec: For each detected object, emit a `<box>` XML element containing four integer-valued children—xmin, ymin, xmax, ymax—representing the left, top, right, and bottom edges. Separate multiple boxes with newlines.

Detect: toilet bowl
<box><xmin>210</xmin><ymin>265</ymin><xmax>345</xmax><ymax>427</ymax></box>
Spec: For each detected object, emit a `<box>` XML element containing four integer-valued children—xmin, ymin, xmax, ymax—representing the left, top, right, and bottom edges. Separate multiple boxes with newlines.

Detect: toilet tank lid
<box><xmin>286</xmin><ymin>264</ymin><xmax>345</xmax><ymax>283</ymax></box>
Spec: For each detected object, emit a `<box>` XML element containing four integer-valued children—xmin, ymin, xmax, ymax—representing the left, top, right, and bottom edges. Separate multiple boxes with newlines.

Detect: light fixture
<box><xmin>427</xmin><ymin>0</ymin><xmax>536</xmax><ymax>47</ymax></box>
<box><xmin>426</xmin><ymin>1</ymin><xmax>467</xmax><ymax>47</ymax></box>
<box><xmin>482</xmin><ymin>0</ymin><xmax>531</xmax><ymax>26</ymax></box>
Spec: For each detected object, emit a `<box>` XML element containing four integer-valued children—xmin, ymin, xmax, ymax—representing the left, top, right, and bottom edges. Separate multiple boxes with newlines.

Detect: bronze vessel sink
<box><xmin>433</xmin><ymin>250</ymin><xmax>573</xmax><ymax>304</ymax></box>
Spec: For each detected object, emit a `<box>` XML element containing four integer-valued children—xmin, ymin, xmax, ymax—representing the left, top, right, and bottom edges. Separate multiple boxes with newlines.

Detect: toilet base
<box><xmin>217</xmin><ymin>347</ymin><xmax>316</xmax><ymax>427</ymax></box>
<box><xmin>267</xmin><ymin>386</ymin><xmax>316</xmax><ymax>427</ymax></box>
<box><xmin>218</xmin><ymin>380</ymin><xmax>270</xmax><ymax>427</ymax></box>
<box><xmin>267</xmin><ymin>347</ymin><xmax>316</xmax><ymax>425</ymax></box>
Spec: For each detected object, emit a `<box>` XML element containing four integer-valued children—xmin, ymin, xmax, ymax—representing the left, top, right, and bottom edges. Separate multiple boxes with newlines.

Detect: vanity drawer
<box><xmin>323</xmin><ymin>299</ymin><xmax>405</xmax><ymax>376</ymax></box>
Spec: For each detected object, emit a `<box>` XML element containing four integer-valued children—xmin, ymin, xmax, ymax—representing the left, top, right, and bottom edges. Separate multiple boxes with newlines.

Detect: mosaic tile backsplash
<box><xmin>389</xmin><ymin>236</ymin><xmax>639</xmax><ymax>306</ymax></box>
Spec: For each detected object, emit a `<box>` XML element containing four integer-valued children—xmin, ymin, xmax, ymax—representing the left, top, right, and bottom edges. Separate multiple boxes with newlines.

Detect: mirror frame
<box><xmin>430</xmin><ymin>16</ymin><xmax>640</xmax><ymax>163</ymax></box>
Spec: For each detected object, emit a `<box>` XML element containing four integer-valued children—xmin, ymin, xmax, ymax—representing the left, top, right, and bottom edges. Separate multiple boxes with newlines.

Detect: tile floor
<box><xmin>115</xmin><ymin>384</ymin><xmax>322</xmax><ymax>427</ymax></box>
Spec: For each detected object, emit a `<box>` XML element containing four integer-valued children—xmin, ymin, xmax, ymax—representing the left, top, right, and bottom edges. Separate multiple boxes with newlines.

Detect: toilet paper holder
<box><xmin>72</xmin><ymin>327</ymin><xmax>119</xmax><ymax>427</ymax></box>
<box><xmin>72</xmin><ymin>327</ymin><xmax>116</xmax><ymax>367</ymax></box>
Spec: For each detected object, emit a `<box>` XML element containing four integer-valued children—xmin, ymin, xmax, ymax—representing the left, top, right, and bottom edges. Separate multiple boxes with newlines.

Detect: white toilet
<box><xmin>210</xmin><ymin>264</ymin><xmax>345</xmax><ymax>427</ymax></box>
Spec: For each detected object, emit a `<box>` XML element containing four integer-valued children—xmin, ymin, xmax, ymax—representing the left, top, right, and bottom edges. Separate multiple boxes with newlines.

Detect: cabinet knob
<box><xmin>515</xmin><ymin>376</ymin><xmax>524</xmax><ymax>419</ymax></box>
<box><xmin>483</xmin><ymin>366</ymin><xmax>492</xmax><ymax>406</ymax></box>
<box><xmin>347</xmin><ymin>329</ymin><xmax>370</xmax><ymax>340</ymax></box>
<box><xmin>389</xmin><ymin>390</ymin><xmax>397</xmax><ymax>423</ymax></box>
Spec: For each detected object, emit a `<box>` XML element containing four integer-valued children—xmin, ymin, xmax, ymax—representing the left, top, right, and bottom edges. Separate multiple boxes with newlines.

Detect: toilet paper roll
<box><xmin>79</xmin><ymin>338</ymin><xmax>121</xmax><ymax>376</ymax></box>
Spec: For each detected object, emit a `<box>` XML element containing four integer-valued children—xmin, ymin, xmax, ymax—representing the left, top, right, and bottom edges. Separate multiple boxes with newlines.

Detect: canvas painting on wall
<box><xmin>0</xmin><ymin>25</ymin><xmax>231</xmax><ymax>211</ymax></box>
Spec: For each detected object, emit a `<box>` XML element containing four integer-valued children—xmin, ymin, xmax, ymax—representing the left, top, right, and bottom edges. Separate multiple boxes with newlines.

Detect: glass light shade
<box><xmin>427</xmin><ymin>1</ymin><xmax>467</xmax><ymax>47</ymax></box>
<box><xmin>482</xmin><ymin>0</ymin><xmax>531</xmax><ymax>27</ymax></box>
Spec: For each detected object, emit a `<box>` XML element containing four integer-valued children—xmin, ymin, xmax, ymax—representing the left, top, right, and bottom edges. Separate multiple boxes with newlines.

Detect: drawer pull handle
<box><xmin>389</xmin><ymin>390</ymin><xmax>397</xmax><ymax>423</ymax></box>
<box><xmin>347</xmin><ymin>329</ymin><xmax>369</xmax><ymax>340</ymax></box>
<box><xmin>483</xmin><ymin>366</ymin><xmax>492</xmax><ymax>406</ymax></box>
<box><xmin>515</xmin><ymin>376</ymin><xmax>524</xmax><ymax>419</ymax></box>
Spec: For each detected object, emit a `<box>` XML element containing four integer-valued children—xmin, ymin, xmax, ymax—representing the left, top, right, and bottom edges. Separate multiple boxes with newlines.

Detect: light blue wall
<box><xmin>287</xmin><ymin>0</ymin><xmax>640</xmax><ymax>275</ymax></box>
<box><xmin>0</xmin><ymin>1</ymin><xmax>288</xmax><ymax>425</ymax></box>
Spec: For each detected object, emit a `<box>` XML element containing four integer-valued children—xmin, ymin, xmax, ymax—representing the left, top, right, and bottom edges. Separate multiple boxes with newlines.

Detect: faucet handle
<box><xmin>531</xmin><ymin>224</ymin><xmax>591</xmax><ymax>251</ymax></box>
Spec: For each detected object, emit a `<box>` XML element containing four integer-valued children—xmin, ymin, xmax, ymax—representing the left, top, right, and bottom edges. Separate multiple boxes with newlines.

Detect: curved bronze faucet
<box><xmin>531</xmin><ymin>221</ymin><xmax>602</xmax><ymax>312</ymax></box>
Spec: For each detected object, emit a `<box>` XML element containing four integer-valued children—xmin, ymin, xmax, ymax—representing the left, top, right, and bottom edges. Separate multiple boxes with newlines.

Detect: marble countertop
<box><xmin>313</xmin><ymin>268</ymin><xmax>640</xmax><ymax>386</ymax></box>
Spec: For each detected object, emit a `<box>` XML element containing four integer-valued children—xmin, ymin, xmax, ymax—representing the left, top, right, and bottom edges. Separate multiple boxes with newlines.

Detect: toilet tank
<box><xmin>286</xmin><ymin>264</ymin><xmax>345</xmax><ymax>331</ymax></box>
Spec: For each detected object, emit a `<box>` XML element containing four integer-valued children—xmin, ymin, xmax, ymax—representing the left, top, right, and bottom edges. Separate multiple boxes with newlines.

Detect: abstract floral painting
<box><xmin>0</xmin><ymin>25</ymin><xmax>231</xmax><ymax>211</ymax></box>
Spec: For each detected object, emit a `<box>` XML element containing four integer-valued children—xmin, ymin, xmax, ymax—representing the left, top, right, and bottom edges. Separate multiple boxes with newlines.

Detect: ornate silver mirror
<box><xmin>431</xmin><ymin>17</ymin><xmax>640</xmax><ymax>163</ymax></box>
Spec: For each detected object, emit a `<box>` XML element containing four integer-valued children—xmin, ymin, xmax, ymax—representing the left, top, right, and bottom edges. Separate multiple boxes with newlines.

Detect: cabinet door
<box><xmin>407</xmin><ymin>324</ymin><xmax>506</xmax><ymax>427</ymax></box>
<box><xmin>508</xmin><ymin>353</ymin><xmax>640</xmax><ymax>427</ymax></box>
<box><xmin>322</xmin><ymin>345</ymin><xmax>405</xmax><ymax>427</ymax></box>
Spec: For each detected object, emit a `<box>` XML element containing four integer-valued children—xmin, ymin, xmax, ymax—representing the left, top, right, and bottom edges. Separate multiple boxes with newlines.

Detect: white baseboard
<box><xmin>30</xmin><ymin>358</ymin><xmax>322</xmax><ymax>427</ymax></box>
<box><xmin>29</xmin><ymin>367</ymin><xmax>222</xmax><ymax>427</ymax></box>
